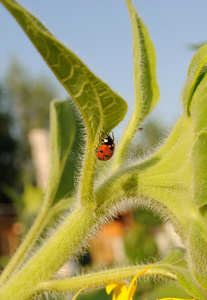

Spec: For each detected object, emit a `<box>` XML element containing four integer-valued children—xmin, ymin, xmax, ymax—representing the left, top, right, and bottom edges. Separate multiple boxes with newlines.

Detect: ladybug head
<box><xmin>103</xmin><ymin>133</ymin><xmax>114</xmax><ymax>145</ymax></box>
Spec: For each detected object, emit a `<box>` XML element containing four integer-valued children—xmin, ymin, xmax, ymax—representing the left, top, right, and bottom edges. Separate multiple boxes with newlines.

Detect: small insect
<box><xmin>96</xmin><ymin>132</ymin><xmax>115</xmax><ymax>161</ymax></box>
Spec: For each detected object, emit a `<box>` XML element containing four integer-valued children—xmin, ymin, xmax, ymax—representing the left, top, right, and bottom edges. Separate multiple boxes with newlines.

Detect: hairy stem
<box><xmin>0</xmin><ymin>196</ymin><xmax>52</xmax><ymax>287</ymax></box>
<box><xmin>0</xmin><ymin>205</ymin><xmax>97</xmax><ymax>300</ymax></box>
<box><xmin>36</xmin><ymin>265</ymin><xmax>176</xmax><ymax>294</ymax></box>
<box><xmin>78</xmin><ymin>137</ymin><xmax>98</xmax><ymax>205</ymax></box>
<box><xmin>112</xmin><ymin>99</ymin><xmax>143</xmax><ymax>172</ymax></box>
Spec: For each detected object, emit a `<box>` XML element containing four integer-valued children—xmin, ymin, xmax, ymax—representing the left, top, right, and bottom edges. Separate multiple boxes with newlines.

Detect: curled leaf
<box><xmin>190</xmin><ymin>72</ymin><xmax>207</xmax><ymax>133</ymax></box>
<box><xmin>181</xmin><ymin>45</ymin><xmax>207</xmax><ymax>116</ymax></box>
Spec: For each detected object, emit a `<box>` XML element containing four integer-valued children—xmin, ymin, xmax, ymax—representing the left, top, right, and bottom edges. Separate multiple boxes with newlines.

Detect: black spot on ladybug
<box><xmin>96</xmin><ymin>132</ymin><xmax>115</xmax><ymax>161</ymax></box>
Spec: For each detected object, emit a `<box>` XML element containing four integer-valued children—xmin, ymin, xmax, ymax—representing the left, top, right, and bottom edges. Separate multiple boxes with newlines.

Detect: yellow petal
<box><xmin>72</xmin><ymin>286</ymin><xmax>88</xmax><ymax>300</ymax></box>
<box><xmin>106</xmin><ymin>282</ymin><xmax>127</xmax><ymax>299</ymax></box>
<box><xmin>125</xmin><ymin>265</ymin><xmax>151</xmax><ymax>299</ymax></box>
<box><xmin>112</xmin><ymin>284</ymin><xmax>128</xmax><ymax>300</ymax></box>
<box><xmin>125</xmin><ymin>279</ymin><xmax>137</xmax><ymax>300</ymax></box>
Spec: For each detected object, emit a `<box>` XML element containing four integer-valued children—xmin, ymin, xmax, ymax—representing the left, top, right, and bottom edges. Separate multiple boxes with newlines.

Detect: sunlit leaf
<box><xmin>188</xmin><ymin>222</ymin><xmax>207</xmax><ymax>295</ymax></box>
<box><xmin>181</xmin><ymin>45</ymin><xmax>207</xmax><ymax>116</ymax></box>
<box><xmin>158</xmin><ymin>248</ymin><xmax>206</xmax><ymax>300</ymax></box>
<box><xmin>191</xmin><ymin>132</ymin><xmax>207</xmax><ymax>208</ymax></box>
<box><xmin>0</xmin><ymin>0</ymin><xmax>127</xmax><ymax>141</ymax></box>
<box><xmin>190</xmin><ymin>73</ymin><xmax>207</xmax><ymax>133</ymax></box>
<box><xmin>112</xmin><ymin>0</ymin><xmax>159</xmax><ymax>170</ymax></box>
<box><xmin>126</xmin><ymin>0</ymin><xmax>160</xmax><ymax>122</ymax></box>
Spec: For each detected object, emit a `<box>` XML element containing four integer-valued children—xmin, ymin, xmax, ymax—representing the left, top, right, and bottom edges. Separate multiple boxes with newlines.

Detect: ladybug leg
<box><xmin>98</xmin><ymin>133</ymin><xmax>104</xmax><ymax>143</ymax></box>
<box><xmin>95</xmin><ymin>147</ymin><xmax>99</xmax><ymax>153</ymax></box>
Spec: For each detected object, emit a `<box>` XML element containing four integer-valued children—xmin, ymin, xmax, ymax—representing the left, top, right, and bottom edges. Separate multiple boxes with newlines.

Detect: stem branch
<box><xmin>0</xmin><ymin>206</ymin><xmax>97</xmax><ymax>300</ymax></box>
<box><xmin>36</xmin><ymin>265</ymin><xmax>176</xmax><ymax>294</ymax></box>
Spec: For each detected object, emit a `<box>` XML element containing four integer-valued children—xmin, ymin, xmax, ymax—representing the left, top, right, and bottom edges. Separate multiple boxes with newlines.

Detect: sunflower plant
<box><xmin>0</xmin><ymin>0</ymin><xmax>207</xmax><ymax>299</ymax></box>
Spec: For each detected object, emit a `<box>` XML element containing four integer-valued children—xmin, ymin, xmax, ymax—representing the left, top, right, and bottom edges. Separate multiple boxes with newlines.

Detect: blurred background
<box><xmin>0</xmin><ymin>0</ymin><xmax>206</xmax><ymax>299</ymax></box>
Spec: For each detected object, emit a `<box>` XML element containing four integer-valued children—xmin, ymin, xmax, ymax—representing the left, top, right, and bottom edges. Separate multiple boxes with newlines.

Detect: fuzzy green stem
<box><xmin>78</xmin><ymin>138</ymin><xmax>98</xmax><ymax>205</ymax></box>
<box><xmin>36</xmin><ymin>265</ymin><xmax>176</xmax><ymax>295</ymax></box>
<box><xmin>112</xmin><ymin>102</ymin><xmax>143</xmax><ymax>173</ymax></box>
<box><xmin>0</xmin><ymin>206</ymin><xmax>97</xmax><ymax>300</ymax></box>
<box><xmin>0</xmin><ymin>197</ymin><xmax>52</xmax><ymax>287</ymax></box>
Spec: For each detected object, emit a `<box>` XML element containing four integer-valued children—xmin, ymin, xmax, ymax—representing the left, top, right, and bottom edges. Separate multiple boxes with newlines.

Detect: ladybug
<box><xmin>96</xmin><ymin>132</ymin><xmax>115</xmax><ymax>161</ymax></box>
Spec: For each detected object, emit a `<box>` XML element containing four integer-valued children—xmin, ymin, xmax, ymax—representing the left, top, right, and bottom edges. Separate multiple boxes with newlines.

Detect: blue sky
<box><xmin>0</xmin><ymin>0</ymin><xmax>206</xmax><ymax>133</ymax></box>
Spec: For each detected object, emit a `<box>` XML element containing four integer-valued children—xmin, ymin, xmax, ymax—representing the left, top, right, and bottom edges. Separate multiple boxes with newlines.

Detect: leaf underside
<box><xmin>1</xmin><ymin>0</ymin><xmax>127</xmax><ymax>140</ymax></box>
<box><xmin>48</xmin><ymin>100</ymin><xmax>83</xmax><ymax>204</ymax></box>
<box><xmin>126</xmin><ymin>0</ymin><xmax>160</xmax><ymax>123</ymax></box>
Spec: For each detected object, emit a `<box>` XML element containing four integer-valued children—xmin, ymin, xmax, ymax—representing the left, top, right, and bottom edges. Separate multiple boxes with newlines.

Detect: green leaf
<box><xmin>188</xmin><ymin>68</ymin><xmax>207</xmax><ymax>209</ymax></box>
<box><xmin>47</xmin><ymin>100</ymin><xmax>82</xmax><ymax>205</ymax></box>
<box><xmin>192</xmin><ymin>132</ymin><xmax>207</xmax><ymax>209</ymax></box>
<box><xmin>112</xmin><ymin>0</ymin><xmax>159</xmax><ymax>170</ymax></box>
<box><xmin>181</xmin><ymin>45</ymin><xmax>207</xmax><ymax>116</ymax></box>
<box><xmin>158</xmin><ymin>247</ymin><xmax>207</xmax><ymax>300</ymax></box>
<box><xmin>0</xmin><ymin>0</ymin><xmax>127</xmax><ymax>141</ymax></box>
<box><xmin>139</xmin><ymin>114</ymin><xmax>193</xmax><ymax>176</ymax></box>
<box><xmin>190</xmin><ymin>72</ymin><xmax>207</xmax><ymax>133</ymax></box>
<box><xmin>100</xmin><ymin>114</ymin><xmax>194</xmax><ymax>231</ymax></box>
<box><xmin>126</xmin><ymin>0</ymin><xmax>159</xmax><ymax>120</ymax></box>
<box><xmin>188</xmin><ymin>222</ymin><xmax>207</xmax><ymax>296</ymax></box>
<box><xmin>21</xmin><ymin>184</ymin><xmax>44</xmax><ymax>222</ymax></box>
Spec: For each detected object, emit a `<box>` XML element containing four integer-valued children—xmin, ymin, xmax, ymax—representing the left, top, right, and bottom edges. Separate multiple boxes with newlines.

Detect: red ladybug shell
<box><xmin>97</xmin><ymin>144</ymin><xmax>115</xmax><ymax>161</ymax></box>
